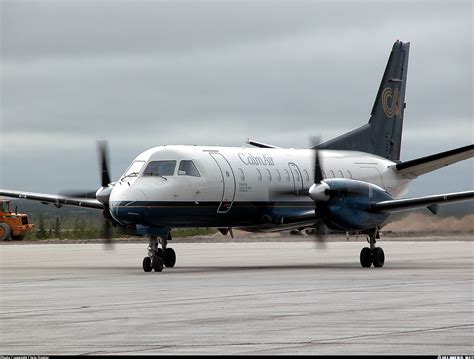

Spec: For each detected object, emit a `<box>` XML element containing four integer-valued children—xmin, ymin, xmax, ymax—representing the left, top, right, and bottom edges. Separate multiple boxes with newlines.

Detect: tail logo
<box><xmin>381</xmin><ymin>87</ymin><xmax>401</xmax><ymax>118</ymax></box>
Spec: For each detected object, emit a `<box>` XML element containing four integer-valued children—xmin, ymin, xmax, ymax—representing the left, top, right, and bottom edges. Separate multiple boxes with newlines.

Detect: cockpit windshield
<box><xmin>120</xmin><ymin>160</ymin><xmax>145</xmax><ymax>181</ymax></box>
<box><xmin>143</xmin><ymin>160</ymin><xmax>177</xmax><ymax>177</ymax></box>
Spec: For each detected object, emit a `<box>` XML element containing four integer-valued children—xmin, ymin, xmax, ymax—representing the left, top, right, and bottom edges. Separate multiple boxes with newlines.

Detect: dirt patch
<box><xmin>382</xmin><ymin>213</ymin><xmax>474</xmax><ymax>233</ymax></box>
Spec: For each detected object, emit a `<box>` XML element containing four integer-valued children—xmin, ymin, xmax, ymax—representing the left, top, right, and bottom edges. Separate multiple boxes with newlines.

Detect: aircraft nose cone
<box><xmin>109</xmin><ymin>186</ymin><xmax>148</xmax><ymax>225</ymax></box>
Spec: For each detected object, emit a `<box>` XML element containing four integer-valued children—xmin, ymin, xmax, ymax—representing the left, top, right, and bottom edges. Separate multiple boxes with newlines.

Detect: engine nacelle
<box><xmin>311</xmin><ymin>178</ymin><xmax>393</xmax><ymax>232</ymax></box>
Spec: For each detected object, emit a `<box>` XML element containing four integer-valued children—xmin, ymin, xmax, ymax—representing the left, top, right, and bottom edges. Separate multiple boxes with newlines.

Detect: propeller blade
<box><xmin>97</xmin><ymin>142</ymin><xmax>115</xmax><ymax>249</ymax></box>
<box><xmin>102</xmin><ymin>205</ymin><xmax>114</xmax><ymax>249</ymax></box>
<box><xmin>103</xmin><ymin>220</ymin><xmax>114</xmax><ymax>249</ymax></box>
<box><xmin>57</xmin><ymin>141</ymin><xmax>116</xmax><ymax>250</ymax></box>
<box><xmin>313</xmin><ymin>222</ymin><xmax>327</xmax><ymax>249</ymax></box>
<box><xmin>305</xmin><ymin>222</ymin><xmax>327</xmax><ymax>249</ymax></box>
<box><xmin>311</xmin><ymin>136</ymin><xmax>323</xmax><ymax>184</ymax></box>
<box><xmin>311</xmin><ymin>136</ymin><xmax>327</xmax><ymax>249</ymax></box>
<box><xmin>98</xmin><ymin>140</ymin><xmax>111</xmax><ymax>187</ymax></box>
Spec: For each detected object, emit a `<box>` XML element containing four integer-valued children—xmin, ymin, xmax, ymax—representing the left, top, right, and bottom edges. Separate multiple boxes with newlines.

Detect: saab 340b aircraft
<box><xmin>1</xmin><ymin>41</ymin><xmax>473</xmax><ymax>272</ymax></box>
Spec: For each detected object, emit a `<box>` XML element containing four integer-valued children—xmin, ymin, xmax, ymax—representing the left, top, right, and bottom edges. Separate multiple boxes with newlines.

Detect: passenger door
<box><xmin>288</xmin><ymin>162</ymin><xmax>304</xmax><ymax>194</ymax></box>
<box><xmin>209</xmin><ymin>153</ymin><xmax>236</xmax><ymax>213</ymax></box>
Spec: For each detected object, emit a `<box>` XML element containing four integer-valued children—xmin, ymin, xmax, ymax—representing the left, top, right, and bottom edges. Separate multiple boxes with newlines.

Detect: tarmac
<box><xmin>0</xmin><ymin>238</ymin><xmax>473</xmax><ymax>355</ymax></box>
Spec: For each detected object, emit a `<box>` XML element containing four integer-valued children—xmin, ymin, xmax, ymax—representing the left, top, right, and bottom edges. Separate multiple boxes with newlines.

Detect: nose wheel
<box><xmin>359</xmin><ymin>228</ymin><xmax>385</xmax><ymax>268</ymax></box>
<box><xmin>143</xmin><ymin>232</ymin><xmax>176</xmax><ymax>272</ymax></box>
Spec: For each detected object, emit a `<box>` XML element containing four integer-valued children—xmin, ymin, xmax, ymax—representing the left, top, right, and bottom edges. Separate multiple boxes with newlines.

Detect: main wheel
<box><xmin>360</xmin><ymin>247</ymin><xmax>372</xmax><ymax>268</ymax></box>
<box><xmin>164</xmin><ymin>248</ymin><xmax>176</xmax><ymax>268</ymax></box>
<box><xmin>0</xmin><ymin>223</ymin><xmax>11</xmax><ymax>241</ymax></box>
<box><xmin>152</xmin><ymin>255</ymin><xmax>164</xmax><ymax>272</ymax></box>
<box><xmin>142</xmin><ymin>257</ymin><xmax>152</xmax><ymax>272</ymax></box>
<box><xmin>372</xmin><ymin>247</ymin><xmax>385</xmax><ymax>268</ymax></box>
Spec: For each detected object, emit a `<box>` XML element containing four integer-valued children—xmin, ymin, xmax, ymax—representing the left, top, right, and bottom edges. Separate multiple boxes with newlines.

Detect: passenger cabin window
<box><xmin>303</xmin><ymin>169</ymin><xmax>310</xmax><ymax>182</ymax></box>
<box><xmin>284</xmin><ymin>169</ymin><xmax>290</xmax><ymax>181</ymax></box>
<box><xmin>338</xmin><ymin>170</ymin><xmax>344</xmax><ymax>178</ymax></box>
<box><xmin>143</xmin><ymin>160</ymin><xmax>176</xmax><ymax>177</ymax></box>
<box><xmin>293</xmin><ymin>169</ymin><xmax>301</xmax><ymax>182</ymax></box>
<box><xmin>329</xmin><ymin>170</ymin><xmax>335</xmax><ymax>178</ymax></box>
<box><xmin>321</xmin><ymin>170</ymin><xmax>326</xmax><ymax>179</ymax></box>
<box><xmin>256</xmin><ymin>168</ymin><xmax>262</xmax><ymax>181</ymax></box>
<box><xmin>346</xmin><ymin>170</ymin><xmax>353</xmax><ymax>179</ymax></box>
<box><xmin>275</xmin><ymin>169</ymin><xmax>281</xmax><ymax>182</ymax></box>
<box><xmin>178</xmin><ymin>160</ymin><xmax>201</xmax><ymax>177</ymax></box>
<box><xmin>265</xmin><ymin>169</ymin><xmax>272</xmax><ymax>181</ymax></box>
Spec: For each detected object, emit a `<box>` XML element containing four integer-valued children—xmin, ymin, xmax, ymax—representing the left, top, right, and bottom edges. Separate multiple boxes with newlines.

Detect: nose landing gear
<box><xmin>143</xmin><ymin>231</ymin><xmax>176</xmax><ymax>272</ymax></box>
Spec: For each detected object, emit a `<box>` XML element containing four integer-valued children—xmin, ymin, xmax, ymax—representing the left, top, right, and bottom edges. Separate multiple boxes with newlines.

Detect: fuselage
<box><xmin>109</xmin><ymin>145</ymin><xmax>412</xmax><ymax>231</ymax></box>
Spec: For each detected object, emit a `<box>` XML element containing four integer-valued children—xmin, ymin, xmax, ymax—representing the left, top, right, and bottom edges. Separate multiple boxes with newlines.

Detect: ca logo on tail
<box><xmin>381</xmin><ymin>87</ymin><xmax>401</xmax><ymax>118</ymax></box>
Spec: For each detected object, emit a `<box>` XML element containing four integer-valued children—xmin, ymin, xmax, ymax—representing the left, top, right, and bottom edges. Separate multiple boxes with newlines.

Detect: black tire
<box><xmin>152</xmin><ymin>255</ymin><xmax>164</xmax><ymax>272</ymax></box>
<box><xmin>164</xmin><ymin>248</ymin><xmax>176</xmax><ymax>268</ymax></box>
<box><xmin>0</xmin><ymin>223</ymin><xmax>11</xmax><ymax>241</ymax></box>
<box><xmin>157</xmin><ymin>248</ymin><xmax>164</xmax><ymax>257</ymax></box>
<box><xmin>360</xmin><ymin>247</ymin><xmax>372</xmax><ymax>268</ymax></box>
<box><xmin>142</xmin><ymin>257</ymin><xmax>152</xmax><ymax>272</ymax></box>
<box><xmin>372</xmin><ymin>247</ymin><xmax>385</xmax><ymax>268</ymax></box>
<box><xmin>11</xmin><ymin>235</ymin><xmax>25</xmax><ymax>241</ymax></box>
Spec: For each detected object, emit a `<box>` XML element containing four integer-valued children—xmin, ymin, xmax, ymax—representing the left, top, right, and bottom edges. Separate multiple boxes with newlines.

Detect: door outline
<box><xmin>209</xmin><ymin>152</ymin><xmax>236</xmax><ymax>213</ymax></box>
<box><xmin>288</xmin><ymin>162</ymin><xmax>304</xmax><ymax>194</ymax></box>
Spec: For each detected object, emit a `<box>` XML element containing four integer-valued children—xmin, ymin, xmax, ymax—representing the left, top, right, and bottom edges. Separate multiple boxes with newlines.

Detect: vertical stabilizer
<box><xmin>317</xmin><ymin>41</ymin><xmax>410</xmax><ymax>161</ymax></box>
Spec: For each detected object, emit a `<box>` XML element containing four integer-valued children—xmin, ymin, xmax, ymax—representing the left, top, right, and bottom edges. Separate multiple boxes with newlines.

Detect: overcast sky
<box><xmin>0</xmin><ymin>0</ymin><xmax>472</xmax><ymax>200</ymax></box>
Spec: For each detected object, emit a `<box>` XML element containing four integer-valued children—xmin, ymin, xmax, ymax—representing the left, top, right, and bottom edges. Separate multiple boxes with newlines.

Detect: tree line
<box><xmin>26</xmin><ymin>212</ymin><xmax>215</xmax><ymax>240</ymax></box>
<box><xmin>31</xmin><ymin>214</ymin><xmax>115</xmax><ymax>240</ymax></box>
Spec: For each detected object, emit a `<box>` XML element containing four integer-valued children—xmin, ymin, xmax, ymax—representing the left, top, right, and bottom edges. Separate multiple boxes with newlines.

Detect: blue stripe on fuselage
<box><xmin>110</xmin><ymin>201</ymin><xmax>314</xmax><ymax>228</ymax></box>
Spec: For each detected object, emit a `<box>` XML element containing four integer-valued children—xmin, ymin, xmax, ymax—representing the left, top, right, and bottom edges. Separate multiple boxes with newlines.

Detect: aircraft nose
<box><xmin>109</xmin><ymin>186</ymin><xmax>148</xmax><ymax>224</ymax></box>
<box><xmin>127</xmin><ymin>188</ymin><xmax>148</xmax><ymax>201</ymax></box>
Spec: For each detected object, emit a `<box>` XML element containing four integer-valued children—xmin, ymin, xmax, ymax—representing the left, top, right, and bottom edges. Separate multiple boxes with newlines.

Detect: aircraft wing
<box><xmin>0</xmin><ymin>189</ymin><xmax>104</xmax><ymax>210</ymax></box>
<box><xmin>370</xmin><ymin>190</ymin><xmax>474</xmax><ymax>213</ymax></box>
<box><xmin>393</xmin><ymin>144</ymin><xmax>474</xmax><ymax>178</ymax></box>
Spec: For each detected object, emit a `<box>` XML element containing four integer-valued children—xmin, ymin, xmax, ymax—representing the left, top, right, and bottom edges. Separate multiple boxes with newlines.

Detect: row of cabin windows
<box><xmin>238</xmin><ymin>168</ymin><xmax>353</xmax><ymax>182</ymax></box>
<box><xmin>125</xmin><ymin>159</ymin><xmax>353</xmax><ymax>182</ymax></box>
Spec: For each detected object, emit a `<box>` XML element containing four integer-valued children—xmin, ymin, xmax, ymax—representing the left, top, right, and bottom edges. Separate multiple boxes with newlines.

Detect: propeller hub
<box><xmin>309</xmin><ymin>182</ymin><xmax>330</xmax><ymax>202</ymax></box>
<box><xmin>96</xmin><ymin>185</ymin><xmax>113</xmax><ymax>205</ymax></box>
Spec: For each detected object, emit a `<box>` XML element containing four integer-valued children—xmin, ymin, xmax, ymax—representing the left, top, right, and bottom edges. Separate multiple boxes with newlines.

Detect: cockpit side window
<box><xmin>178</xmin><ymin>160</ymin><xmax>201</xmax><ymax>177</ymax></box>
<box><xmin>120</xmin><ymin>160</ymin><xmax>145</xmax><ymax>181</ymax></box>
<box><xmin>143</xmin><ymin>160</ymin><xmax>177</xmax><ymax>177</ymax></box>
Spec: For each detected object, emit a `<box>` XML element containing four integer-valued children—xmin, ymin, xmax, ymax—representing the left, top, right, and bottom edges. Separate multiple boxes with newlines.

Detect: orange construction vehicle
<box><xmin>0</xmin><ymin>200</ymin><xmax>35</xmax><ymax>241</ymax></box>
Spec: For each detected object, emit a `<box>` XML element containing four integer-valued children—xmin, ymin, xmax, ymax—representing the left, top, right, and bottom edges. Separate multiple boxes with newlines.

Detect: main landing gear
<box><xmin>360</xmin><ymin>227</ymin><xmax>385</xmax><ymax>268</ymax></box>
<box><xmin>143</xmin><ymin>232</ymin><xmax>176</xmax><ymax>272</ymax></box>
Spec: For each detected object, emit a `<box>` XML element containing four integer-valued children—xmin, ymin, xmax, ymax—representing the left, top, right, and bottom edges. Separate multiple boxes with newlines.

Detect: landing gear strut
<box><xmin>143</xmin><ymin>231</ymin><xmax>176</xmax><ymax>272</ymax></box>
<box><xmin>359</xmin><ymin>227</ymin><xmax>385</xmax><ymax>268</ymax></box>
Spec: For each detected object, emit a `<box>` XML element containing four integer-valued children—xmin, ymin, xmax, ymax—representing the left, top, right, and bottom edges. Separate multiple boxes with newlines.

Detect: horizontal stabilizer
<box><xmin>0</xmin><ymin>189</ymin><xmax>103</xmax><ymax>210</ymax></box>
<box><xmin>394</xmin><ymin>144</ymin><xmax>474</xmax><ymax>178</ymax></box>
<box><xmin>370</xmin><ymin>190</ymin><xmax>474</xmax><ymax>213</ymax></box>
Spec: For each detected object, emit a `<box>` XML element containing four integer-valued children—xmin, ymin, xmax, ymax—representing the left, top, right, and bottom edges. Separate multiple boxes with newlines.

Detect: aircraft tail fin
<box><xmin>317</xmin><ymin>40</ymin><xmax>410</xmax><ymax>161</ymax></box>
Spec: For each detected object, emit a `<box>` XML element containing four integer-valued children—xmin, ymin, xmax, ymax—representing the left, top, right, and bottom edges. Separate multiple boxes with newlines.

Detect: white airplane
<box><xmin>1</xmin><ymin>40</ymin><xmax>473</xmax><ymax>272</ymax></box>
